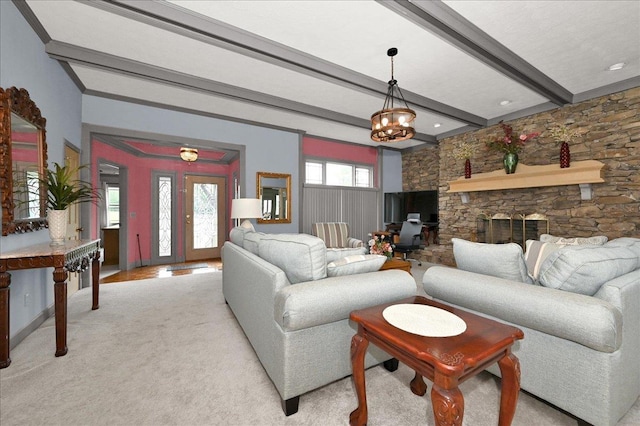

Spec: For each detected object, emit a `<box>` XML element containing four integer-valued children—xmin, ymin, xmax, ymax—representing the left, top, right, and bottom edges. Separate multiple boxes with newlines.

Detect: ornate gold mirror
<box><xmin>0</xmin><ymin>87</ymin><xmax>48</xmax><ymax>235</ymax></box>
<box><xmin>256</xmin><ymin>171</ymin><xmax>291</xmax><ymax>224</ymax></box>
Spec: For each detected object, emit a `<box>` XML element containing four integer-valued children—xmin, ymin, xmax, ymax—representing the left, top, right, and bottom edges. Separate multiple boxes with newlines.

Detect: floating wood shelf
<box><xmin>448</xmin><ymin>160</ymin><xmax>605</xmax><ymax>203</ymax></box>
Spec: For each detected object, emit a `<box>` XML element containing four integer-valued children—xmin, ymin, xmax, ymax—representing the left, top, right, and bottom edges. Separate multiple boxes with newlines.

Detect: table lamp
<box><xmin>231</xmin><ymin>198</ymin><xmax>262</xmax><ymax>230</ymax></box>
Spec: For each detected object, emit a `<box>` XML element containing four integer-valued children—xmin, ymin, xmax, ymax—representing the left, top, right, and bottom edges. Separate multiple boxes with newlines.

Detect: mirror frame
<box><xmin>256</xmin><ymin>171</ymin><xmax>291</xmax><ymax>224</ymax></box>
<box><xmin>0</xmin><ymin>87</ymin><xmax>48</xmax><ymax>236</ymax></box>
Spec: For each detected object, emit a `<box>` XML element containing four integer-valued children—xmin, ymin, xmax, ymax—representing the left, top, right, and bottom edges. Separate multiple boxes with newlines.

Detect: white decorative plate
<box><xmin>382</xmin><ymin>304</ymin><xmax>467</xmax><ymax>337</ymax></box>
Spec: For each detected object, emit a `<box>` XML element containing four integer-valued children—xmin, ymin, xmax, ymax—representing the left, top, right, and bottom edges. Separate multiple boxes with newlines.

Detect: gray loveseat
<box><xmin>222</xmin><ymin>227</ymin><xmax>416</xmax><ymax>415</ymax></box>
<box><xmin>423</xmin><ymin>237</ymin><xmax>640</xmax><ymax>426</ymax></box>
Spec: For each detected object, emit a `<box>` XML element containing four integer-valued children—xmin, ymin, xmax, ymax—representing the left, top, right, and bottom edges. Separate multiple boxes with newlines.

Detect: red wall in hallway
<box><xmin>91</xmin><ymin>139</ymin><xmax>231</xmax><ymax>265</ymax></box>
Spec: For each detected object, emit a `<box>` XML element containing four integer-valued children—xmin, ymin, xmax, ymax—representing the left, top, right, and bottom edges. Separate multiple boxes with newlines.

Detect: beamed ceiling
<box><xmin>15</xmin><ymin>0</ymin><xmax>640</xmax><ymax>150</ymax></box>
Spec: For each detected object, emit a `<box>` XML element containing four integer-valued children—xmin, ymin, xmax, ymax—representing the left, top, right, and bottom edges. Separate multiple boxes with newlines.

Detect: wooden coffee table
<box><xmin>378</xmin><ymin>258</ymin><xmax>411</xmax><ymax>274</ymax></box>
<box><xmin>349</xmin><ymin>296</ymin><xmax>523</xmax><ymax>426</ymax></box>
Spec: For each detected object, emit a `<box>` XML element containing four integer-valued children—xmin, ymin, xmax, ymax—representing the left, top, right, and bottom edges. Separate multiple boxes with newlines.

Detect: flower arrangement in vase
<box><xmin>485</xmin><ymin>121</ymin><xmax>539</xmax><ymax>174</ymax></box>
<box><xmin>368</xmin><ymin>234</ymin><xmax>393</xmax><ymax>260</ymax></box>
<box><xmin>548</xmin><ymin>124</ymin><xmax>580</xmax><ymax>168</ymax></box>
<box><xmin>452</xmin><ymin>140</ymin><xmax>476</xmax><ymax>179</ymax></box>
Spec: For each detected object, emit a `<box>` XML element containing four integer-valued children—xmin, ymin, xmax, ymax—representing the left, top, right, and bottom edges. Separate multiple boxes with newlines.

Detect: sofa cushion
<box><xmin>258</xmin><ymin>234</ymin><xmax>327</xmax><ymax>284</ymax></box>
<box><xmin>327</xmin><ymin>254</ymin><xmax>386</xmax><ymax>277</ymax></box>
<box><xmin>524</xmin><ymin>240</ymin><xmax>562</xmax><ymax>280</ymax></box>
<box><xmin>311</xmin><ymin>222</ymin><xmax>349</xmax><ymax>248</ymax></box>
<box><xmin>326</xmin><ymin>247</ymin><xmax>367</xmax><ymax>263</ymax></box>
<box><xmin>229</xmin><ymin>226</ymin><xmax>252</xmax><ymax>248</ymax></box>
<box><xmin>538</xmin><ymin>245</ymin><xmax>639</xmax><ymax>295</ymax></box>
<box><xmin>605</xmin><ymin>237</ymin><xmax>640</xmax><ymax>258</ymax></box>
<box><xmin>452</xmin><ymin>238</ymin><xmax>532</xmax><ymax>284</ymax></box>
<box><xmin>540</xmin><ymin>234</ymin><xmax>608</xmax><ymax>246</ymax></box>
<box><xmin>243</xmin><ymin>231</ymin><xmax>265</xmax><ymax>255</ymax></box>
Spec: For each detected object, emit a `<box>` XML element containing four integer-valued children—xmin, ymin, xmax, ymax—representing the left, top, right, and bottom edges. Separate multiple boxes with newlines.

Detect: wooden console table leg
<box><xmin>53</xmin><ymin>267</ymin><xmax>68</xmax><ymax>357</ymax></box>
<box><xmin>92</xmin><ymin>256</ymin><xmax>100</xmax><ymax>310</ymax></box>
<box><xmin>497</xmin><ymin>352</ymin><xmax>521</xmax><ymax>426</ymax></box>
<box><xmin>0</xmin><ymin>271</ymin><xmax>11</xmax><ymax>368</ymax></box>
<box><xmin>431</xmin><ymin>384</ymin><xmax>464</xmax><ymax>426</ymax></box>
<box><xmin>349</xmin><ymin>333</ymin><xmax>369</xmax><ymax>426</ymax></box>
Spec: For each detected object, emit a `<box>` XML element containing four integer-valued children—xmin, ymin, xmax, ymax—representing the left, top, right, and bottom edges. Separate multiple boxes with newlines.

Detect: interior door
<box><xmin>184</xmin><ymin>175</ymin><xmax>226</xmax><ymax>261</ymax></box>
<box><xmin>64</xmin><ymin>145</ymin><xmax>81</xmax><ymax>296</ymax></box>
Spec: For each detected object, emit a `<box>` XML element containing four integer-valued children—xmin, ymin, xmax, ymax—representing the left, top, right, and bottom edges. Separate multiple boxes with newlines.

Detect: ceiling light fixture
<box><xmin>607</xmin><ymin>62</ymin><xmax>625</xmax><ymax>71</ymax></box>
<box><xmin>499</xmin><ymin>100</ymin><xmax>512</xmax><ymax>106</ymax></box>
<box><xmin>434</xmin><ymin>123</ymin><xmax>442</xmax><ymax>128</ymax></box>
<box><xmin>371</xmin><ymin>48</ymin><xmax>416</xmax><ymax>143</ymax></box>
<box><xmin>180</xmin><ymin>147</ymin><xmax>198</xmax><ymax>162</ymax></box>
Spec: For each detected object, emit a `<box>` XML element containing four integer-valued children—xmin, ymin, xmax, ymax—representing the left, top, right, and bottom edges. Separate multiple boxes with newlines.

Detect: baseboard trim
<box><xmin>10</xmin><ymin>305</ymin><xmax>55</xmax><ymax>350</ymax></box>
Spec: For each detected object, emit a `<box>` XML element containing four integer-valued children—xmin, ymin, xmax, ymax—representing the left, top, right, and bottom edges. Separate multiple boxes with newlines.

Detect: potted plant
<box><xmin>39</xmin><ymin>162</ymin><xmax>101</xmax><ymax>245</ymax></box>
<box><xmin>548</xmin><ymin>124</ymin><xmax>580</xmax><ymax>168</ymax></box>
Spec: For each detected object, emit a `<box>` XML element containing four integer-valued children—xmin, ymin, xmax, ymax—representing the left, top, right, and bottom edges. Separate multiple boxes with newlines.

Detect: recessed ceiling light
<box><xmin>434</xmin><ymin>123</ymin><xmax>441</xmax><ymax>128</ymax></box>
<box><xmin>607</xmin><ymin>62</ymin><xmax>626</xmax><ymax>71</ymax></box>
<box><xmin>499</xmin><ymin>100</ymin><xmax>512</xmax><ymax>106</ymax></box>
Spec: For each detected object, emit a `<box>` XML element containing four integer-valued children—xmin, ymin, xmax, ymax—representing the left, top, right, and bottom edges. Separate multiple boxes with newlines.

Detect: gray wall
<box><xmin>382</xmin><ymin>149</ymin><xmax>403</xmax><ymax>194</ymax></box>
<box><xmin>0</xmin><ymin>1</ymin><xmax>83</xmax><ymax>339</ymax></box>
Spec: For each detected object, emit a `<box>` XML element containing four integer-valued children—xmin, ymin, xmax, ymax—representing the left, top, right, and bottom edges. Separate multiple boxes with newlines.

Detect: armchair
<box><xmin>311</xmin><ymin>222</ymin><xmax>366</xmax><ymax>262</ymax></box>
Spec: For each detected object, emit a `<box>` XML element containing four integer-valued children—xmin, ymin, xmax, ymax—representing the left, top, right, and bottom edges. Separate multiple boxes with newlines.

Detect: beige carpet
<box><xmin>1</xmin><ymin>269</ymin><xmax>638</xmax><ymax>426</ymax></box>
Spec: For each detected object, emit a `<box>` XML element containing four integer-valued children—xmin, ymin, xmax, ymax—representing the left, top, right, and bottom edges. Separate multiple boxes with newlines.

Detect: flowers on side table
<box><xmin>368</xmin><ymin>234</ymin><xmax>393</xmax><ymax>260</ymax></box>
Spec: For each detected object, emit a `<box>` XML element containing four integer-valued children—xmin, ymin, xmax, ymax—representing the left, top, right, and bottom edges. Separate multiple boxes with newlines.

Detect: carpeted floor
<box><xmin>0</xmin><ymin>269</ymin><xmax>638</xmax><ymax>425</ymax></box>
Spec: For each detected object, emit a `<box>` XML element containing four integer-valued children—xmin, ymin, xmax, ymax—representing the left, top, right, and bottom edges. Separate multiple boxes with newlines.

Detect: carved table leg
<box><xmin>349</xmin><ymin>333</ymin><xmax>369</xmax><ymax>426</ymax></box>
<box><xmin>431</xmin><ymin>384</ymin><xmax>464</xmax><ymax>426</ymax></box>
<box><xmin>92</xmin><ymin>255</ymin><xmax>100</xmax><ymax>310</ymax></box>
<box><xmin>53</xmin><ymin>267</ymin><xmax>68</xmax><ymax>357</ymax></box>
<box><xmin>410</xmin><ymin>372</ymin><xmax>427</xmax><ymax>396</ymax></box>
<box><xmin>0</xmin><ymin>271</ymin><xmax>11</xmax><ymax>368</ymax></box>
<box><xmin>497</xmin><ymin>352</ymin><xmax>521</xmax><ymax>426</ymax></box>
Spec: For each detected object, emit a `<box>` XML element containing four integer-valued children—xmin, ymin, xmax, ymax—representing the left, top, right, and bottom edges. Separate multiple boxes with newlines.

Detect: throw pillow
<box><xmin>524</xmin><ymin>240</ymin><xmax>562</xmax><ymax>281</ymax></box>
<box><xmin>312</xmin><ymin>222</ymin><xmax>349</xmax><ymax>248</ymax></box>
<box><xmin>538</xmin><ymin>245</ymin><xmax>639</xmax><ymax>295</ymax></box>
<box><xmin>452</xmin><ymin>238</ymin><xmax>532</xmax><ymax>284</ymax></box>
<box><xmin>258</xmin><ymin>234</ymin><xmax>327</xmax><ymax>284</ymax></box>
<box><xmin>327</xmin><ymin>254</ymin><xmax>387</xmax><ymax>277</ymax></box>
<box><xmin>540</xmin><ymin>234</ymin><xmax>608</xmax><ymax>246</ymax></box>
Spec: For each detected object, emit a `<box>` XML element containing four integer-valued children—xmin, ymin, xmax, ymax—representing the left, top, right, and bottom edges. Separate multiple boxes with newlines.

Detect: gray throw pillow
<box><xmin>258</xmin><ymin>234</ymin><xmax>327</xmax><ymax>284</ymax></box>
<box><xmin>538</xmin><ymin>245</ymin><xmax>639</xmax><ymax>295</ymax></box>
<box><xmin>540</xmin><ymin>234</ymin><xmax>608</xmax><ymax>246</ymax></box>
<box><xmin>327</xmin><ymin>254</ymin><xmax>386</xmax><ymax>277</ymax></box>
<box><xmin>452</xmin><ymin>238</ymin><xmax>532</xmax><ymax>284</ymax></box>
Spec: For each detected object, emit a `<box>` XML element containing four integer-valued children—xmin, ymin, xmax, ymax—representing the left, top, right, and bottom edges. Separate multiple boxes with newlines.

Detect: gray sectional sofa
<box><xmin>423</xmin><ymin>237</ymin><xmax>640</xmax><ymax>426</ymax></box>
<box><xmin>222</xmin><ymin>227</ymin><xmax>416</xmax><ymax>415</ymax></box>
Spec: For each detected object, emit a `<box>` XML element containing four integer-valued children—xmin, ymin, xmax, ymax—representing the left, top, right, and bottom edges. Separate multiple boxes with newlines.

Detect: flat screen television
<box><xmin>384</xmin><ymin>190</ymin><xmax>438</xmax><ymax>224</ymax></box>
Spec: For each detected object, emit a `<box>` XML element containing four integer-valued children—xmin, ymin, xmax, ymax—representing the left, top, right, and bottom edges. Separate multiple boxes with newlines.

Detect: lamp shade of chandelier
<box><xmin>180</xmin><ymin>147</ymin><xmax>198</xmax><ymax>162</ymax></box>
<box><xmin>371</xmin><ymin>48</ymin><xmax>416</xmax><ymax>143</ymax></box>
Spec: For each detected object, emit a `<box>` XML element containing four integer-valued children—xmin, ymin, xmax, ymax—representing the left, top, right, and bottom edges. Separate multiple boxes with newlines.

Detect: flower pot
<box><xmin>560</xmin><ymin>141</ymin><xmax>571</xmax><ymax>168</ymax></box>
<box><xmin>47</xmin><ymin>209</ymin><xmax>68</xmax><ymax>246</ymax></box>
<box><xmin>503</xmin><ymin>153</ymin><xmax>519</xmax><ymax>174</ymax></box>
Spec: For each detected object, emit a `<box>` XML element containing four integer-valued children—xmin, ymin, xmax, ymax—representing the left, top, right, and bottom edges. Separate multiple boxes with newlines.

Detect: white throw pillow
<box><xmin>452</xmin><ymin>238</ymin><xmax>532</xmax><ymax>284</ymax></box>
<box><xmin>327</xmin><ymin>254</ymin><xmax>386</xmax><ymax>277</ymax></box>
<box><xmin>540</xmin><ymin>234</ymin><xmax>607</xmax><ymax>246</ymax></box>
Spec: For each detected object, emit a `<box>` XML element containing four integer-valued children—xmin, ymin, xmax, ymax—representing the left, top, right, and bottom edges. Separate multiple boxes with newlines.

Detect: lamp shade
<box><xmin>231</xmin><ymin>198</ymin><xmax>262</xmax><ymax>219</ymax></box>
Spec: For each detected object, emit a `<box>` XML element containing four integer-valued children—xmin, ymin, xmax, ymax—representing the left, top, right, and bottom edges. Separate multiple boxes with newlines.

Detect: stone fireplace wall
<box><xmin>402</xmin><ymin>87</ymin><xmax>640</xmax><ymax>266</ymax></box>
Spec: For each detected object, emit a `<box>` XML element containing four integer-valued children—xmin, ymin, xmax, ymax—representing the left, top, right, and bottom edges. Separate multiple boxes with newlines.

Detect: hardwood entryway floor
<box><xmin>100</xmin><ymin>259</ymin><xmax>222</xmax><ymax>284</ymax></box>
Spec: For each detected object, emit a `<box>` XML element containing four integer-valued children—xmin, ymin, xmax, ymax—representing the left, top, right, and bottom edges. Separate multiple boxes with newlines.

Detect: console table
<box><xmin>0</xmin><ymin>239</ymin><xmax>101</xmax><ymax>368</ymax></box>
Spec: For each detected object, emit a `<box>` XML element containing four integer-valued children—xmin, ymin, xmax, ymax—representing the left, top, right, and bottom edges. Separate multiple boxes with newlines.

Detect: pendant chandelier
<box><xmin>371</xmin><ymin>48</ymin><xmax>416</xmax><ymax>143</ymax></box>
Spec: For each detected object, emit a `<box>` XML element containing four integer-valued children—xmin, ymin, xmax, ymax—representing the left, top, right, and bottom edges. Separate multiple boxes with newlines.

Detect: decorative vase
<box><xmin>560</xmin><ymin>141</ymin><xmax>571</xmax><ymax>168</ymax></box>
<box><xmin>503</xmin><ymin>152</ymin><xmax>519</xmax><ymax>174</ymax></box>
<box><xmin>464</xmin><ymin>158</ymin><xmax>472</xmax><ymax>179</ymax></box>
<box><xmin>47</xmin><ymin>209</ymin><xmax>68</xmax><ymax>246</ymax></box>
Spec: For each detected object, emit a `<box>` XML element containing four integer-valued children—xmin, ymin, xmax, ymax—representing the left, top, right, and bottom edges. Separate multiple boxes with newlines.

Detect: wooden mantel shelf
<box><xmin>448</xmin><ymin>160</ymin><xmax>605</xmax><ymax>203</ymax></box>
